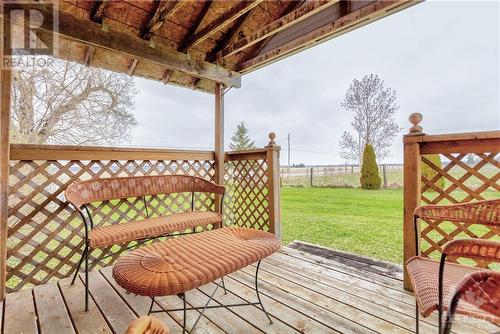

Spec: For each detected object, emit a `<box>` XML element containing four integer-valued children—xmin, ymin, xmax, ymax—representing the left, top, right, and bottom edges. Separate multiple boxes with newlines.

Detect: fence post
<box><xmin>403</xmin><ymin>113</ymin><xmax>424</xmax><ymax>291</ymax></box>
<box><xmin>266</xmin><ymin>133</ymin><xmax>282</xmax><ymax>241</ymax></box>
<box><xmin>382</xmin><ymin>164</ymin><xmax>388</xmax><ymax>188</ymax></box>
<box><xmin>310</xmin><ymin>167</ymin><xmax>313</xmax><ymax>187</ymax></box>
<box><xmin>0</xmin><ymin>24</ymin><xmax>12</xmax><ymax>300</ymax></box>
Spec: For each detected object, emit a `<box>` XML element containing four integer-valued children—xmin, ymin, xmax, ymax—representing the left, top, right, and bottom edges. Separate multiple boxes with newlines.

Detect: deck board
<box><xmin>33</xmin><ymin>283</ymin><xmax>75</xmax><ymax>334</ymax></box>
<box><xmin>58</xmin><ymin>278</ymin><xmax>112</xmax><ymax>334</ymax></box>
<box><xmin>2</xmin><ymin>246</ymin><xmax>499</xmax><ymax>334</ymax></box>
<box><xmin>3</xmin><ymin>289</ymin><xmax>37</xmax><ymax>334</ymax></box>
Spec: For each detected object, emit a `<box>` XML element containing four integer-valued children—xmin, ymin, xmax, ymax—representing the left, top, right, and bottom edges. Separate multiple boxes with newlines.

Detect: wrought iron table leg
<box><xmin>148</xmin><ymin>297</ymin><xmax>155</xmax><ymax>315</ymax></box>
<box><xmin>221</xmin><ymin>276</ymin><xmax>227</xmax><ymax>294</ymax></box>
<box><xmin>182</xmin><ymin>293</ymin><xmax>187</xmax><ymax>334</ymax></box>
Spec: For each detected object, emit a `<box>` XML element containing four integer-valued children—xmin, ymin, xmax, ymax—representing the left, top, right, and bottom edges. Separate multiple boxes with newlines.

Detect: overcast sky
<box><xmin>129</xmin><ymin>0</ymin><xmax>500</xmax><ymax>165</ymax></box>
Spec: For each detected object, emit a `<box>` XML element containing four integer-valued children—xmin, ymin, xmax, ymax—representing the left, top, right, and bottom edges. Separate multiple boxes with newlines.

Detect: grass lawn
<box><xmin>282</xmin><ymin>187</ymin><xmax>404</xmax><ymax>263</ymax></box>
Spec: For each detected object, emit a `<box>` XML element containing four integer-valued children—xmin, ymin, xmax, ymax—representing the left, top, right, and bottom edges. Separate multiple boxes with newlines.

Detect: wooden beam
<box><xmin>0</xmin><ymin>26</ymin><xmax>12</xmax><ymax>301</ymax></box>
<box><xmin>238</xmin><ymin>0</ymin><xmax>305</xmax><ymax>70</ymax></box>
<box><xmin>91</xmin><ymin>0</ymin><xmax>109</xmax><ymax>24</ymax></box>
<box><xmin>140</xmin><ymin>0</ymin><xmax>185</xmax><ymax>40</ymax></box>
<box><xmin>127</xmin><ymin>58</ymin><xmax>138</xmax><ymax>76</ymax></box>
<box><xmin>214</xmin><ymin>83</ymin><xmax>225</xmax><ymax>215</ymax></box>
<box><xmin>83</xmin><ymin>45</ymin><xmax>95</xmax><ymax>67</ymax></box>
<box><xmin>5</xmin><ymin>3</ymin><xmax>241</xmax><ymax>87</ymax></box>
<box><xmin>339</xmin><ymin>0</ymin><xmax>351</xmax><ymax>15</ymax></box>
<box><xmin>179</xmin><ymin>0</ymin><xmax>264</xmax><ymax>52</ymax></box>
<box><xmin>238</xmin><ymin>0</ymin><xmax>419</xmax><ymax>73</ymax></box>
<box><xmin>220</xmin><ymin>0</ymin><xmax>337</xmax><ymax>59</ymax></box>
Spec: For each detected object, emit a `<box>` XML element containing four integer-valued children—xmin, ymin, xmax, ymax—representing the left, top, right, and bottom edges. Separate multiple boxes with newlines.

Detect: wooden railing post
<box><xmin>266</xmin><ymin>132</ymin><xmax>282</xmax><ymax>240</ymax></box>
<box><xmin>403</xmin><ymin>113</ymin><xmax>424</xmax><ymax>290</ymax></box>
<box><xmin>0</xmin><ymin>19</ymin><xmax>12</xmax><ymax>300</ymax></box>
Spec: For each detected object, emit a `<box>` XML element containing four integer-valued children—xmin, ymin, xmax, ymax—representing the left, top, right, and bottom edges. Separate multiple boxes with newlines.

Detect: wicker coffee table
<box><xmin>113</xmin><ymin>227</ymin><xmax>281</xmax><ymax>333</ymax></box>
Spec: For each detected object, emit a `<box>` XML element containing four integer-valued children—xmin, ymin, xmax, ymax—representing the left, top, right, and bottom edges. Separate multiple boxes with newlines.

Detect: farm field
<box><xmin>281</xmin><ymin>187</ymin><xmax>500</xmax><ymax>263</ymax></box>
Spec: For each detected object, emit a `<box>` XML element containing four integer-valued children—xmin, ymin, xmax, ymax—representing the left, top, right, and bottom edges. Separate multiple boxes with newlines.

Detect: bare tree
<box><xmin>339</xmin><ymin>74</ymin><xmax>400</xmax><ymax>162</ymax></box>
<box><xmin>11</xmin><ymin>58</ymin><xmax>137</xmax><ymax>145</ymax></box>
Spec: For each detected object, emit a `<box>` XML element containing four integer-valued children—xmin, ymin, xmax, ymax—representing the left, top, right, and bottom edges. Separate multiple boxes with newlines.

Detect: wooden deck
<box><xmin>1</xmin><ymin>244</ymin><xmax>498</xmax><ymax>334</ymax></box>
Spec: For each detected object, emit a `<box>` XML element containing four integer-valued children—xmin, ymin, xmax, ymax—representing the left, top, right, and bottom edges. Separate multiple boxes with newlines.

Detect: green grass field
<box><xmin>281</xmin><ymin>187</ymin><xmax>500</xmax><ymax>264</ymax></box>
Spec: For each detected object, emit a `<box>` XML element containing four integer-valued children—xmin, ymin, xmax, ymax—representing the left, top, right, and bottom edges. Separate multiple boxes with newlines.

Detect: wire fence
<box><xmin>280</xmin><ymin>164</ymin><xmax>404</xmax><ymax>188</ymax></box>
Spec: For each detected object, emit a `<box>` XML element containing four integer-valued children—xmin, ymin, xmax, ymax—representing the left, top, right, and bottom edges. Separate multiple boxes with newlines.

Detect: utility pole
<box><xmin>287</xmin><ymin>133</ymin><xmax>291</xmax><ymax>172</ymax></box>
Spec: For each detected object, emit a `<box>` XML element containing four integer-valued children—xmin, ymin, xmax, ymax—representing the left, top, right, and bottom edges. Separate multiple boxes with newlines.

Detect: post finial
<box><xmin>408</xmin><ymin>113</ymin><xmax>424</xmax><ymax>135</ymax></box>
<box><xmin>268</xmin><ymin>132</ymin><xmax>276</xmax><ymax>145</ymax></box>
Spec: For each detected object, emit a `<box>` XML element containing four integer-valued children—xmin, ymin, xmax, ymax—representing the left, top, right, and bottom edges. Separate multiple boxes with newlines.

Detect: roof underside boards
<box><xmin>6</xmin><ymin>0</ymin><xmax>420</xmax><ymax>93</ymax></box>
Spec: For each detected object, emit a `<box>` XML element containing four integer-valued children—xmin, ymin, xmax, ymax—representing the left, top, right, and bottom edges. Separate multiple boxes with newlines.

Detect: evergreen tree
<box><xmin>229</xmin><ymin>122</ymin><xmax>256</xmax><ymax>151</ymax></box>
<box><xmin>360</xmin><ymin>144</ymin><xmax>381</xmax><ymax>190</ymax></box>
<box><xmin>422</xmin><ymin>154</ymin><xmax>445</xmax><ymax>190</ymax></box>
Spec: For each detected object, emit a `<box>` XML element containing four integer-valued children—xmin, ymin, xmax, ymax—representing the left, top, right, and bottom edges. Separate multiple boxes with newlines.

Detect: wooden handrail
<box><xmin>9</xmin><ymin>144</ymin><xmax>215</xmax><ymax>161</ymax></box>
<box><xmin>225</xmin><ymin>149</ymin><xmax>268</xmax><ymax>161</ymax></box>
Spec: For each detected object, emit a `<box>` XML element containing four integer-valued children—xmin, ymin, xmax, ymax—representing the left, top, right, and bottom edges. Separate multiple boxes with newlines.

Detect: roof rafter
<box><xmin>83</xmin><ymin>45</ymin><xmax>95</xmax><ymax>67</ymax></box>
<box><xmin>205</xmin><ymin>8</ymin><xmax>254</xmax><ymax>63</ymax></box>
<box><xmin>162</xmin><ymin>69</ymin><xmax>174</xmax><ymax>84</ymax></box>
<box><xmin>239</xmin><ymin>0</ymin><xmax>418</xmax><ymax>73</ymax></box>
<box><xmin>90</xmin><ymin>0</ymin><xmax>109</xmax><ymax>24</ymax></box>
<box><xmin>179</xmin><ymin>0</ymin><xmax>264</xmax><ymax>53</ymax></box>
<box><xmin>220</xmin><ymin>0</ymin><xmax>338</xmax><ymax>60</ymax></box>
<box><xmin>178</xmin><ymin>0</ymin><xmax>214</xmax><ymax>52</ymax></box>
<box><xmin>140</xmin><ymin>0</ymin><xmax>185</xmax><ymax>40</ymax></box>
<box><xmin>6</xmin><ymin>3</ymin><xmax>241</xmax><ymax>87</ymax></box>
<box><xmin>127</xmin><ymin>59</ymin><xmax>138</xmax><ymax>76</ymax></box>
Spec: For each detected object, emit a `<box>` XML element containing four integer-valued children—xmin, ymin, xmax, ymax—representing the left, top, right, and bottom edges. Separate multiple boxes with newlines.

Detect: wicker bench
<box><xmin>113</xmin><ymin>227</ymin><xmax>281</xmax><ymax>334</ymax></box>
<box><xmin>65</xmin><ymin>175</ymin><xmax>225</xmax><ymax>311</ymax></box>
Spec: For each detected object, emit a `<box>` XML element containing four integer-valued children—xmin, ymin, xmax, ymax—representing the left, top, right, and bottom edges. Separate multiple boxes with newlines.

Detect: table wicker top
<box><xmin>112</xmin><ymin>227</ymin><xmax>281</xmax><ymax>297</ymax></box>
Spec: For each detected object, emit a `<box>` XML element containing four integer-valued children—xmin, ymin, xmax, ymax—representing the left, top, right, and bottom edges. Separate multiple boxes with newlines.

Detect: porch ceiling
<box><xmin>7</xmin><ymin>0</ymin><xmax>419</xmax><ymax>93</ymax></box>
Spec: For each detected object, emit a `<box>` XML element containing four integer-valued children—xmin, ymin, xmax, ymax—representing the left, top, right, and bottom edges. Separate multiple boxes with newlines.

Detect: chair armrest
<box><xmin>414</xmin><ymin>199</ymin><xmax>500</xmax><ymax>226</ymax></box>
<box><xmin>443</xmin><ymin>239</ymin><xmax>500</xmax><ymax>263</ymax></box>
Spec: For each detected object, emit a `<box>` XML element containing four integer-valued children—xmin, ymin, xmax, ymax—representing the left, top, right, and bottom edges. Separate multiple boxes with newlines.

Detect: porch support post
<box><xmin>0</xmin><ymin>18</ymin><xmax>12</xmax><ymax>300</ymax></box>
<box><xmin>214</xmin><ymin>83</ymin><xmax>224</xmax><ymax>216</ymax></box>
<box><xmin>266</xmin><ymin>133</ymin><xmax>281</xmax><ymax>240</ymax></box>
<box><xmin>403</xmin><ymin>113</ymin><xmax>424</xmax><ymax>291</ymax></box>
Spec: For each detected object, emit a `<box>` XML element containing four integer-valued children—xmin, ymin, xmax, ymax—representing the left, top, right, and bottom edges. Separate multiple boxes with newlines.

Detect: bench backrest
<box><xmin>65</xmin><ymin>175</ymin><xmax>225</xmax><ymax>208</ymax></box>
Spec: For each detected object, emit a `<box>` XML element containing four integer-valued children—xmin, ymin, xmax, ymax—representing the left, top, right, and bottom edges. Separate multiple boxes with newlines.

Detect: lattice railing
<box><xmin>403</xmin><ymin>113</ymin><xmax>500</xmax><ymax>289</ymax></box>
<box><xmin>224</xmin><ymin>149</ymin><xmax>270</xmax><ymax>231</ymax></box>
<box><xmin>5</xmin><ymin>142</ymin><xmax>280</xmax><ymax>293</ymax></box>
<box><xmin>7</xmin><ymin>145</ymin><xmax>216</xmax><ymax>292</ymax></box>
<box><xmin>420</xmin><ymin>152</ymin><xmax>500</xmax><ymax>265</ymax></box>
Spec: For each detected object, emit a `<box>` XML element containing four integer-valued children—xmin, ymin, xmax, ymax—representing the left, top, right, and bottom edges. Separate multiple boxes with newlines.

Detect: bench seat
<box><xmin>90</xmin><ymin>211</ymin><xmax>222</xmax><ymax>248</ymax></box>
<box><xmin>112</xmin><ymin>227</ymin><xmax>280</xmax><ymax>296</ymax></box>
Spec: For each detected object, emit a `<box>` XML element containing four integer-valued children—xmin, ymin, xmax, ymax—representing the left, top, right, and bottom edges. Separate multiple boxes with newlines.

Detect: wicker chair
<box><xmin>443</xmin><ymin>271</ymin><xmax>500</xmax><ymax>334</ymax></box>
<box><xmin>125</xmin><ymin>316</ymin><xmax>169</xmax><ymax>334</ymax></box>
<box><xmin>406</xmin><ymin>199</ymin><xmax>500</xmax><ymax>333</ymax></box>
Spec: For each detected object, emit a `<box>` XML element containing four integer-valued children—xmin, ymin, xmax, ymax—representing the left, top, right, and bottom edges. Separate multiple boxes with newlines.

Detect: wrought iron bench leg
<box><xmin>255</xmin><ymin>260</ymin><xmax>272</xmax><ymax>324</ymax></box>
<box><xmin>85</xmin><ymin>241</ymin><xmax>89</xmax><ymax>312</ymax></box>
<box><xmin>71</xmin><ymin>246</ymin><xmax>86</xmax><ymax>285</ymax></box>
<box><xmin>415</xmin><ymin>301</ymin><xmax>419</xmax><ymax>334</ymax></box>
